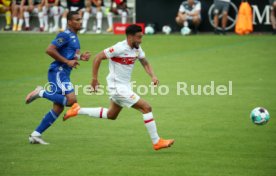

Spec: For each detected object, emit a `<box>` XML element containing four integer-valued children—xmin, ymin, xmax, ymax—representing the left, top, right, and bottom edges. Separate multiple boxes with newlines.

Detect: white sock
<box><xmin>18</xmin><ymin>19</ymin><xmax>23</xmax><ymax>27</ymax></box>
<box><xmin>38</xmin><ymin>11</ymin><xmax>44</xmax><ymax>28</ymax></box>
<box><xmin>52</xmin><ymin>6</ymin><xmax>60</xmax><ymax>29</ymax></box>
<box><xmin>43</xmin><ymin>6</ymin><xmax>48</xmax><ymax>29</ymax></box>
<box><xmin>13</xmin><ymin>17</ymin><xmax>18</xmax><ymax>25</ymax></box>
<box><xmin>96</xmin><ymin>11</ymin><xmax>103</xmax><ymax>29</ymax></box>
<box><xmin>143</xmin><ymin>112</ymin><xmax>160</xmax><ymax>144</ymax></box>
<box><xmin>31</xmin><ymin>131</ymin><xmax>41</xmax><ymax>137</ymax></box>
<box><xmin>24</xmin><ymin>11</ymin><xmax>30</xmax><ymax>27</ymax></box>
<box><xmin>61</xmin><ymin>17</ymin><xmax>67</xmax><ymax>30</ymax></box>
<box><xmin>121</xmin><ymin>11</ymin><xmax>127</xmax><ymax>24</ymax></box>
<box><xmin>82</xmin><ymin>11</ymin><xmax>90</xmax><ymax>29</ymax></box>
<box><xmin>38</xmin><ymin>90</ymin><xmax>45</xmax><ymax>97</ymax></box>
<box><xmin>184</xmin><ymin>21</ymin><xmax>188</xmax><ymax>27</ymax></box>
<box><xmin>107</xmin><ymin>12</ymin><xmax>113</xmax><ymax>28</ymax></box>
<box><xmin>78</xmin><ymin>107</ymin><xmax>108</xmax><ymax>119</ymax></box>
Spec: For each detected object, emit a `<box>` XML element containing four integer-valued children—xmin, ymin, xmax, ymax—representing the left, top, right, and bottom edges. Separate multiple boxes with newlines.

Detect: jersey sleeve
<box><xmin>138</xmin><ymin>46</ymin><xmax>145</xmax><ymax>59</ymax></box>
<box><xmin>195</xmin><ymin>2</ymin><xmax>201</xmax><ymax>11</ymax></box>
<box><xmin>104</xmin><ymin>43</ymin><xmax>122</xmax><ymax>59</ymax></box>
<box><xmin>51</xmin><ymin>32</ymin><xmax>71</xmax><ymax>48</ymax></box>
<box><xmin>179</xmin><ymin>4</ymin><xmax>185</xmax><ymax>13</ymax></box>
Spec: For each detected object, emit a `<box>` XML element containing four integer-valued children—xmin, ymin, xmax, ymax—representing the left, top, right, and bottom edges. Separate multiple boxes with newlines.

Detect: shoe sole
<box><xmin>25</xmin><ymin>87</ymin><xmax>42</xmax><ymax>104</ymax></box>
<box><xmin>29</xmin><ymin>136</ymin><xmax>49</xmax><ymax>145</ymax></box>
<box><xmin>154</xmin><ymin>140</ymin><xmax>175</xmax><ymax>151</ymax></box>
<box><xmin>25</xmin><ymin>91</ymin><xmax>38</xmax><ymax>104</ymax></box>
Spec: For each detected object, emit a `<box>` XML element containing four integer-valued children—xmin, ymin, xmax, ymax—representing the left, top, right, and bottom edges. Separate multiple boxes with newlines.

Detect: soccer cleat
<box><xmin>44</xmin><ymin>25</ymin><xmax>49</xmax><ymax>32</ymax></box>
<box><xmin>96</xmin><ymin>28</ymin><xmax>101</xmax><ymax>34</ymax></box>
<box><xmin>17</xmin><ymin>25</ymin><xmax>22</xmax><ymax>31</ymax></box>
<box><xmin>221</xmin><ymin>29</ymin><xmax>226</xmax><ymax>35</ymax></box>
<box><xmin>24</xmin><ymin>27</ymin><xmax>30</xmax><ymax>31</ymax></box>
<box><xmin>106</xmin><ymin>27</ymin><xmax>113</xmax><ymax>32</ymax></box>
<box><xmin>214</xmin><ymin>28</ymin><xmax>219</xmax><ymax>35</ymax></box>
<box><xmin>29</xmin><ymin>135</ymin><xmax>49</xmax><ymax>145</ymax></box>
<box><xmin>25</xmin><ymin>86</ymin><xmax>43</xmax><ymax>104</ymax></box>
<box><xmin>4</xmin><ymin>25</ymin><xmax>12</xmax><ymax>31</ymax></box>
<box><xmin>63</xmin><ymin>103</ymin><xmax>80</xmax><ymax>121</ymax></box>
<box><xmin>39</xmin><ymin>27</ymin><xmax>44</xmax><ymax>32</ymax></box>
<box><xmin>12</xmin><ymin>25</ymin><xmax>17</xmax><ymax>31</ymax></box>
<box><xmin>153</xmin><ymin>138</ymin><xmax>175</xmax><ymax>151</ymax></box>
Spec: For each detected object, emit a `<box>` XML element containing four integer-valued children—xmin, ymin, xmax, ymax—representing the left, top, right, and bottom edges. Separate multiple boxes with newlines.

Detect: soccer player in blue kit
<box><xmin>25</xmin><ymin>11</ymin><xmax>91</xmax><ymax>144</ymax></box>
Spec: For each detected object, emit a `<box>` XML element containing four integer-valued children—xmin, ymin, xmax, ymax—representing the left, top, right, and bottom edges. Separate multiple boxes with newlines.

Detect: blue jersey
<box><xmin>49</xmin><ymin>29</ymin><xmax>80</xmax><ymax>73</ymax></box>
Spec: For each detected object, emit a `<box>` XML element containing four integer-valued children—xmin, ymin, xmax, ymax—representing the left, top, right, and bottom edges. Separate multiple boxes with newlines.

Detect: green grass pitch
<box><xmin>0</xmin><ymin>33</ymin><xmax>276</xmax><ymax>176</ymax></box>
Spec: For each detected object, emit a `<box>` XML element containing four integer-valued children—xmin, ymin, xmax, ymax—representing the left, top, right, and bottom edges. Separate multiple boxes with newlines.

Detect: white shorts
<box><xmin>49</xmin><ymin>6</ymin><xmax>64</xmax><ymax>16</ymax></box>
<box><xmin>33</xmin><ymin>6</ymin><xmax>64</xmax><ymax>15</ymax></box>
<box><xmin>108</xmin><ymin>84</ymin><xmax>140</xmax><ymax>108</ymax></box>
<box><xmin>91</xmin><ymin>6</ymin><xmax>106</xmax><ymax>15</ymax></box>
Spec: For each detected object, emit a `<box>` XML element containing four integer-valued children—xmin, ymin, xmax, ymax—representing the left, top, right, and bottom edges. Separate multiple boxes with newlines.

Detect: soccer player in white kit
<box><xmin>64</xmin><ymin>24</ymin><xmax>174</xmax><ymax>151</ymax></box>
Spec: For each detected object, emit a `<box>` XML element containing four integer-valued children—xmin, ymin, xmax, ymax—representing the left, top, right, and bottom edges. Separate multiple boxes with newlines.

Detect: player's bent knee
<box><xmin>107</xmin><ymin>113</ymin><xmax>118</xmax><ymax>120</ymax></box>
<box><xmin>66</xmin><ymin>98</ymin><xmax>77</xmax><ymax>106</ymax></box>
<box><xmin>53</xmin><ymin>105</ymin><xmax>64</xmax><ymax>114</ymax></box>
<box><xmin>176</xmin><ymin>19</ymin><xmax>183</xmax><ymax>26</ymax></box>
<box><xmin>142</xmin><ymin>104</ymin><xmax>152</xmax><ymax>113</ymax></box>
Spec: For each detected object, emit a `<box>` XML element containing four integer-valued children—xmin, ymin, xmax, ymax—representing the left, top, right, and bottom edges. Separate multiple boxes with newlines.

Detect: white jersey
<box><xmin>104</xmin><ymin>40</ymin><xmax>146</xmax><ymax>87</ymax></box>
<box><xmin>179</xmin><ymin>0</ymin><xmax>201</xmax><ymax>14</ymax></box>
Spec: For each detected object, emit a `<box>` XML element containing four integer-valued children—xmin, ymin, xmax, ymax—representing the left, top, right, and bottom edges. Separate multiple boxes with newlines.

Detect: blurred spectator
<box><xmin>80</xmin><ymin>0</ymin><xmax>105</xmax><ymax>34</ymax></box>
<box><xmin>175</xmin><ymin>0</ymin><xmax>201</xmax><ymax>34</ymax></box>
<box><xmin>106</xmin><ymin>0</ymin><xmax>128</xmax><ymax>32</ymax></box>
<box><xmin>61</xmin><ymin>0</ymin><xmax>85</xmax><ymax>31</ymax></box>
<box><xmin>213</xmin><ymin>0</ymin><xmax>231</xmax><ymax>35</ymax></box>
<box><xmin>21</xmin><ymin>0</ymin><xmax>36</xmax><ymax>31</ymax></box>
<box><xmin>12</xmin><ymin>0</ymin><xmax>24</xmax><ymax>31</ymax></box>
<box><xmin>0</xmin><ymin>0</ymin><xmax>12</xmax><ymax>30</ymax></box>
<box><xmin>42</xmin><ymin>0</ymin><xmax>64</xmax><ymax>32</ymax></box>
<box><xmin>269</xmin><ymin>0</ymin><xmax>276</xmax><ymax>34</ymax></box>
<box><xmin>32</xmin><ymin>0</ymin><xmax>44</xmax><ymax>32</ymax></box>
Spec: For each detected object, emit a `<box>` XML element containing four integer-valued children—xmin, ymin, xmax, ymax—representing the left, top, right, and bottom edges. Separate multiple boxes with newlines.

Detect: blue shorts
<box><xmin>47</xmin><ymin>67</ymin><xmax>74</xmax><ymax>95</ymax></box>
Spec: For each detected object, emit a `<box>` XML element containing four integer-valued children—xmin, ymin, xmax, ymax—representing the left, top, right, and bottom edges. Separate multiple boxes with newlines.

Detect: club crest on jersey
<box><xmin>109</xmin><ymin>48</ymin><xmax>114</xmax><ymax>53</ymax></box>
<box><xmin>57</xmin><ymin>38</ymin><xmax>64</xmax><ymax>44</ymax></box>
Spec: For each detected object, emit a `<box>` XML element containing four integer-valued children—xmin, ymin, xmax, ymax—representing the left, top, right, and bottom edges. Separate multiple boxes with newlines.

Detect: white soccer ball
<box><xmin>145</xmin><ymin>26</ymin><xmax>155</xmax><ymax>35</ymax></box>
<box><xmin>162</xmin><ymin>25</ymin><xmax>172</xmax><ymax>35</ymax></box>
<box><xmin>181</xmin><ymin>27</ymin><xmax>191</xmax><ymax>35</ymax></box>
<box><xmin>250</xmin><ymin>107</ymin><xmax>270</xmax><ymax>125</ymax></box>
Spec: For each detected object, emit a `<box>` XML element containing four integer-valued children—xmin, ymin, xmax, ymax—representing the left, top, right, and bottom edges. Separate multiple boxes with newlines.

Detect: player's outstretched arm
<box><xmin>46</xmin><ymin>44</ymin><xmax>79</xmax><ymax>68</ymax></box>
<box><xmin>91</xmin><ymin>51</ymin><xmax>107</xmax><ymax>91</ymax></box>
<box><xmin>139</xmin><ymin>58</ymin><xmax>159</xmax><ymax>86</ymax></box>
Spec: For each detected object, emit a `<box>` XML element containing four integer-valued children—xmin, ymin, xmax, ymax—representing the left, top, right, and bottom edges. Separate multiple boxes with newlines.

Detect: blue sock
<box><xmin>35</xmin><ymin>110</ymin><xmax>59</xmax><ymax>134</ymax></box>
<box><xmin>42</xmin><ymin>91</ymin><xmax>67</xmax><ymax>106</ymax></box>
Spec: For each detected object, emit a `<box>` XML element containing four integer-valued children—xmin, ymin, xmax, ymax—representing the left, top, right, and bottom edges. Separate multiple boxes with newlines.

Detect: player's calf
<box><xmin>107</xmin><ymin>111</ymin><xmax>119</xmax><ymax>120</ymax></box>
